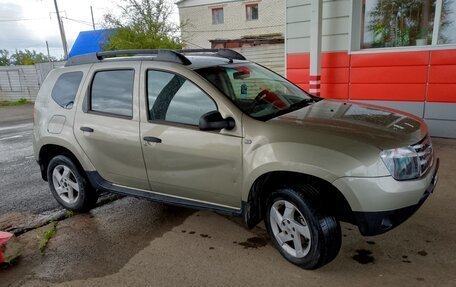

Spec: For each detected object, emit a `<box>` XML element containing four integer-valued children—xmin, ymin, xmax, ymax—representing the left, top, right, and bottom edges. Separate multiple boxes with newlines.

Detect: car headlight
<box><xmin>380</xmin><ymin>147</ymin><xmax>420</xmax><ymax>180</ymax></box>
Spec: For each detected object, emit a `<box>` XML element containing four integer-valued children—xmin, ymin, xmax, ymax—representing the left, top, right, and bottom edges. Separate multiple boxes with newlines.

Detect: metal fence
<box><xmin>0</xmin><ymin>62</ymin><xmax>64</xmax><ymax>102</ymax></box>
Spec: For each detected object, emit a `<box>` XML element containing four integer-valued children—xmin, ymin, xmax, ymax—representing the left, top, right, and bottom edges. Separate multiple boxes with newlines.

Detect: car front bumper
<box><xmin>333</xmin><ymin>158</ymin><xmax>439</xmax><ymax>236</ymax></box>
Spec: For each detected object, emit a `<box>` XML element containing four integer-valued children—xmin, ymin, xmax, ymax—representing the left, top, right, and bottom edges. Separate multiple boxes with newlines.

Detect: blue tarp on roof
<box><xmin>68</xmin><ymin>29</ymin><xmax>115</xmax><ymax>59</ymax></box>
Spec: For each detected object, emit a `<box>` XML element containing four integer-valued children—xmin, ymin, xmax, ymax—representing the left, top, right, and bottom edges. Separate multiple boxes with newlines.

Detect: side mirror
<box><xmin>199</xmin><ymin>111</ymin><xmax>235</xmax><ymax>131</ymax></box>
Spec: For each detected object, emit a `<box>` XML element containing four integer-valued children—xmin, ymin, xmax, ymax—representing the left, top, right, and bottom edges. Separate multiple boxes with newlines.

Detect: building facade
<box><xmin>286</xmin><ymin>0</ymin><xmax>456</xmax><ymax>138</ymax></box>
<box><xmin>177</xmin><ymin>0</ymin><xmax>285</xmax><ymax>48</ymax></box>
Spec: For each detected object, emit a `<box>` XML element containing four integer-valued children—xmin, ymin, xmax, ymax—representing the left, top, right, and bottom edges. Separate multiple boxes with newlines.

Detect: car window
<box><xmin>196</xmin><ymin>63</ymin><xmax>313</xmax><ymax>121</ymax></box>
<box><xmin>51</xmin><ymin>71</ymin><xmax>83</xmax><ymax>109</ymax></box>
<box><xmin>147</xmin><ymin>70</ymin><xmax>217</xmax><ymax>126</ymax></box>
<box><xmin>90</xmin><ymin>70</ymin><xmax>134</xmax><ymax>117</ymax></box>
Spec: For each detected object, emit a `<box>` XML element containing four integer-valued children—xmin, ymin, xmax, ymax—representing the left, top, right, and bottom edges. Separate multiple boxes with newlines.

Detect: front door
<box><xmin>74</xmin><ymin>62</ymin><xmax>149</xmax><ymax>190</ymax></box>
<box><xmin>140</xmin><ymin>69</ymin><xmax>243</xmax><ymax>208</ymax></box>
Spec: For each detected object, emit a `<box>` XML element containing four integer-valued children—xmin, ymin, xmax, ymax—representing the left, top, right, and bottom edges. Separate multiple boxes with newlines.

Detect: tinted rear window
<box><xmin>51</xmin><ymin>72</ymin><xmax>83</xmax><ymax>109</ymax></box>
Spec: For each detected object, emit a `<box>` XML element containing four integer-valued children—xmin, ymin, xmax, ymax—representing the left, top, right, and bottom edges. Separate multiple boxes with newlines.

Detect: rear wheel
<box><xmin>265</xmin><ymin>185</ymin><xmax>341</xmax><ymax>269</ymax></box>
<box><xmin>47</xmin><ymin>155</ymin><xmax>98</xmax><ymax>211</ymax></box>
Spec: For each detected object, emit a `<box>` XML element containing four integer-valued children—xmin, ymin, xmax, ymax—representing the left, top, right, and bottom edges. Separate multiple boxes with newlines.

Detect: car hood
<box><xmin>270</xmin><ymin>99</ymin><xmax>427</xmax><ymax>150</ymax></box>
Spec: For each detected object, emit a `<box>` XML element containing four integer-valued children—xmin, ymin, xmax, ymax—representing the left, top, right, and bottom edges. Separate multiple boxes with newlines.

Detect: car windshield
<box><xmin>196</xmin><ymin>63</ymin><xmax>318</xmax><ymax>120</ymax></box>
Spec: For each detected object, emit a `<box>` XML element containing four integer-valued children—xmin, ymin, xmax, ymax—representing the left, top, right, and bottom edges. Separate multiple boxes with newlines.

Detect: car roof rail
<box><xmin>177</xmin><ymin>49</ymin><xmax>247</xmax><ymax>61</ymax></box>
<box><xmin>64</xmin><ymin>48</ymin><xmax>246</xmax><ymax>67</ymax></box>
<box><xmin>65</xmin><ymin>49</ymin><xmax>192</xmax><ymax>67</ymax></box>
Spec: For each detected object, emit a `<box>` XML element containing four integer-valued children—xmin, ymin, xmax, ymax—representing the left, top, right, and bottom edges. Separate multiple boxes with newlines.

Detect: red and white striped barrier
<box><xmin>309</xmin><ymin>75</ymin><xmax>321</xmax><ymax>97</ymax></box>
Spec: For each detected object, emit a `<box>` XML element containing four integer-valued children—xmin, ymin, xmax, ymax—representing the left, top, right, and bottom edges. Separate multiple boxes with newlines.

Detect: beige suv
<box><xmin>33</xmin><ymin>49</ymin><xmax>439</xmax><ymax>269</ymax></box>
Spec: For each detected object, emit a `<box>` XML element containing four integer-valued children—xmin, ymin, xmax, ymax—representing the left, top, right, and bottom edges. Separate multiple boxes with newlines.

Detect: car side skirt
<box><xmin>86</xmin><ymin>171</ymin><xmax>243</xmax><ymax>217</ymax></box>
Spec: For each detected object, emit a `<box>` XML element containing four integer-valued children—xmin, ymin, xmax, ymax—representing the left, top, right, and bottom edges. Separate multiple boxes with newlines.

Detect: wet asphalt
<box><xmin>0</xmin><ymin>105</ymin><xmax>61</xmax><ymax>231</ymax></box>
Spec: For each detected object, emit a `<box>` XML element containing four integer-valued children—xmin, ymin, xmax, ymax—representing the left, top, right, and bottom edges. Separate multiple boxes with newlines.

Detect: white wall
<box><xmin>286</xmin><ymin>0</ymin><xmax>351</xmax><ymax>54</ymax></box>
<box><xmin>179</xmin><ymin>0</ymin><xmax>286</xmax><ymax>48</ymax></box>
<box><xmin>233</xmin><ymin>44</ymin><xmax>285</xmax><ymax>76</ymax></box>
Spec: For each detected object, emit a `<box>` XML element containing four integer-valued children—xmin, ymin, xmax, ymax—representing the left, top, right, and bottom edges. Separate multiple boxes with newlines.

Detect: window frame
<box><xmin>246</xmin><ymin>3</ymin><xmax>259</xmax><ymax>21</ymax></box>
<box><xmin>349</xmin><ymin>0</ymin><xmax>456</xmax><ymax>54</ymax></box>
<box><xmin>212</xmin><ymin>7</ymin><xmax>224</xmax><ymax>25</ymax></box>
<box><xmin>87</xmin><ymin>68</ymin><xmax>135</xmax><ymax>120</ymax></box>
<box><xmin>51</xmin><ymin>71</ymin><xmax>84</xmax><ymax>109</ymax></box>
<box><xmin>145</xmin><ymin>68</ymin><xmax>219</xmax><ymax>129</ymax></box>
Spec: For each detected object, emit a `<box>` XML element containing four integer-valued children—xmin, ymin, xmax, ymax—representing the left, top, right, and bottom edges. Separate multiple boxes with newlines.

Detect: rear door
<box><xmin>139</xmin><ymin>65</ymin><xmax>243</xmax><ymax>209</ymax></box>
<box><xmin>74</xmin><ymin>62</ymin><xmax>149</xmax><ymax>190</ymax></box>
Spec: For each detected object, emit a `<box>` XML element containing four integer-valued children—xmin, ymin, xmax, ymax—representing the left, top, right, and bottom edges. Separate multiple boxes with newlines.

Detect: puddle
<box><xmin>417</xmin><ymin>250</ymin><xmax>428</xmax><ymax>256</ymax></box>
<box><xmin>200</xmin><ymin>234</ymin><xmax>211</xmax><ymax>238</ymax></box>
<box><xmin>237</xmin><ymin>237</ymin><xmax>268</xmax><ymax>249</ymax></box>
<box><xmin>352</xmin><ymin>249</ymin><xmax>375</xmax><ymax>264</ymax></box>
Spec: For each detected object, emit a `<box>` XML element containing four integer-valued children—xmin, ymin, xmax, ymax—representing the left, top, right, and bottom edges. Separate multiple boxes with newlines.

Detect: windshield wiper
<box><xmin>258</xmin><ymin>98</ymin><xmax>319</xmax><ymax>121</ymax></box>
<box><xmin>288</xmin><ymin>98</ymin><xmax>317</xmax><ymax>110</ymax></box>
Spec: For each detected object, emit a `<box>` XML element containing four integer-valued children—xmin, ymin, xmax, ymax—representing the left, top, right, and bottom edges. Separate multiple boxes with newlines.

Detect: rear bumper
<box><xmin>353</xmin><ymin>158</ymin><xmax>439</xmax><ymax>236</ymax></box>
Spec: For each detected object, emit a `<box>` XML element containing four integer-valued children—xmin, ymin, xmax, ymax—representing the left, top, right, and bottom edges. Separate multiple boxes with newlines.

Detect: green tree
<box><xmin>10</xmin><ymin>49</ymin><xmax>56</xmax><ymax>65</ymax></box>
<box><xmin>103</xmin><ymin>0</ymin><xmax>182</xmax><ymax>50</ymax></box>
<box><xmin>0</xmin><ymin>49</ymin><xmax>11</xmax><ymax>66</ymax></box>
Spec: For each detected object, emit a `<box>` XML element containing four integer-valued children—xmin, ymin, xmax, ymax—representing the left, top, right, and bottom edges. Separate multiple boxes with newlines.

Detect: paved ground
<box><xmin>1</xmin><ymin>105</ymin><xmax>456</xmax><ymax>286</ymax></box>
<box><xmin>0</xmin><ymin>104</ymin><xmax>62</xmax><ymax>234</ymax></box>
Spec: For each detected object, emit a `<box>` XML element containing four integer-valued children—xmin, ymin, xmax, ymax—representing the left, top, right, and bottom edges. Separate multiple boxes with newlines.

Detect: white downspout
<box><xmin>309</xmin><ymin>0</ymin><xmax>323</xmax><ymax>96</ymax></box>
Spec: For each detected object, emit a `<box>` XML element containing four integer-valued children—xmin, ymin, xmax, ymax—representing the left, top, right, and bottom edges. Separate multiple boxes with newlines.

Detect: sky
<box><xmin>0</xmin><ymin>0</ymin><xmax>180</xmax><ymax>58</ymax></box>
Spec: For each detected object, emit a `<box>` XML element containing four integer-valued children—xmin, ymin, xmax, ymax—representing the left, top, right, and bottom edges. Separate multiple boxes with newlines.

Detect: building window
<box><xmin>362</xmin><ymin>0</ymin><xmax>436</xmax><ymax>48</ymax></box>
<box><xmin>212</xmin><ymin>8</ymin><xmax>224</xmax><ymax>24</ymax></box>
<box><xmin>246</xmin><ymin>4</ymin><xmax>259</xmax><ymax>21</ymax></box>
<box><xmin>438</xmin><ymin>0</ymin><xmax>456</xmax><ymax>44</ymax></box>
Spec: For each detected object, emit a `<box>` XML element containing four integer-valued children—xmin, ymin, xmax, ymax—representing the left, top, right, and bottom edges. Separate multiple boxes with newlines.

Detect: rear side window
<box><xmin>90</xmin><ymin>70</ymin><xmax>134</xmax><ymax>117</ymax></box>
<box><xmin>51</xmin><ymin>72</ymin><xmax>83</xmax><ymax>109</ymax></box>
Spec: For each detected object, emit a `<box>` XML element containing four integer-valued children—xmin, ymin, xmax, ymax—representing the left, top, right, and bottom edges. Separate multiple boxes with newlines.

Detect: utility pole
<box><xmin>45</xmin><ymin>41</ymin><xmax>51</xmax><ymax>63</ymax></box>
<box><xmin>53</xmin><ymin>0</ymin><xmax>68</xmax><ymax>59</ymax></box>
<box><xmin>90</xmin><ymin>6</ymin><xmax>96</xmax><ymax>30</ymax></box>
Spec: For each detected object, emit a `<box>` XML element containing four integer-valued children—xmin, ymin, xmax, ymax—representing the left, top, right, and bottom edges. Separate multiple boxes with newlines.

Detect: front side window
<box><xmin>212</xmin><ymin>8</ymin><xmax>224</xmax><ymax>24</ymax></box>
<box><xmin>147</xmin><ymin>70</ymin><xmax>217</xmax><ymax>126</ymax></box>
<box><xmin>362</xmin><ymin>0</ymin><xmax>436</xmax><ymax>48</ymax></box>
<box><xmin>51</xmin><ymin>71</ymin><xmax>83</xmax><ymax>109</ymax></box>
<box><xmin>90</xmin><ymin>70</ymin><xmax>134</xmax><ymax>117</ymax></box>
<box><xmin>196</xmin><ymin>63</ymin><xmax>314</xmax><ymax>121</ymax></box>
<box><xmin>246</xmin><ymin>4</ymin><xmax>259</xmax><ymax>21</ymax></box>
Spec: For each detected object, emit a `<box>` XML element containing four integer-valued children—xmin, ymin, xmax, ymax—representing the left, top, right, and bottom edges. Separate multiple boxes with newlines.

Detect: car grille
<box><xmin>411</xmin><ymin>135</ymin><xmax>434</xmax><ymax>176</ymax></box>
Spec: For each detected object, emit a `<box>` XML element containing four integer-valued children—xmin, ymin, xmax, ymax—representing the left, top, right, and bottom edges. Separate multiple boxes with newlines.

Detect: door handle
<box><xmin>143</xmin><ymin>136</ymin><xmax>162</xmax><ymax>143</ymax></box>
<box><xmin>80</xmin><ymin>127</ymin><xmax>94</xmax><ymax>133</ymax></box>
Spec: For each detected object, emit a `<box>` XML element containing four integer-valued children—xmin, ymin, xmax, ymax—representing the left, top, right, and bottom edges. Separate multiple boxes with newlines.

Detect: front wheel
<box><xmin>47</xmin><ymin>155</ymin><xmax>98</xmax><ymax>212</ymax></box>
<box><xmin>265</xmin><ymin>185</ymin><xmax>341</xmax><ymax>269</ymax></box>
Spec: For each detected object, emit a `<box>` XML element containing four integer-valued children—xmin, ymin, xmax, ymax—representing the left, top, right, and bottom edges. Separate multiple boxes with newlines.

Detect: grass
<box><xmin>39</xmin><ymin>221</ymin><xmax>58</xmax><ymax>254</ymax></box>
<box><xmin>0</xmin><ymin>98</ymin><xmax>29</xmax><ymax>106</ymax></box>
<box><xmin>65</xmin><ymin>210</ymin><xmax>75</xmax><ymax>219</ymax></box>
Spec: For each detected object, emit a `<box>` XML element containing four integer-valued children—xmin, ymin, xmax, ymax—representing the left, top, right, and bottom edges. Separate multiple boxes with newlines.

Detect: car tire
<box><xmin>265</xmin><ymin>185</ymin><xmax>341</xmax><ymax>269</ymax></box>
<box><xmin>47</xmin><ymin>155</ymin><xmax>98</xmax><ymax>212</ymax></box>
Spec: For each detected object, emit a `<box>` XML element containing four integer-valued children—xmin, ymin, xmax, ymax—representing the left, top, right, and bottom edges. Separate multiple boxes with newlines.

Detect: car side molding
<box><xmin>86</xmin><ymin>171</ymin><xmax>243</xmax><ymax>217</ymax></box>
